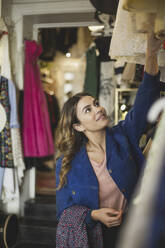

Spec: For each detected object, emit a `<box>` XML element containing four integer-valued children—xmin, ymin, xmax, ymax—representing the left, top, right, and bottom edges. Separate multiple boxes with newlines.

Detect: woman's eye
<box><xmin>94</xmin><ymin>100</ymin><xmax>99</xmax><ymax>107</ymax></box>
<box><xmin>85</xmin><ymin>107</ymin><xmax>91</xmax><ymax>113</ymax></box>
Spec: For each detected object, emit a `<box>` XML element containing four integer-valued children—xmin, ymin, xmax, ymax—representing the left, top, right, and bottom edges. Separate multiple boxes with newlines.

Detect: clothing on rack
<box><xmin>0</xmin><ymin>18</ymin><xmax>12</xmax><ymax>81</ymax></box>
<box><xmin>83</xmin><ymin>45</ymin><xmax>100</xmax><ymax>98</ymax></box>
<box><xmin>0</xmin><ymin>102</ymin><xmax>6</xmax><ymax>132</ymax></box>
<box><xmin>89</xmin><ymin>0</ymin><xmax>119</xmax><ymax>15</ymax></box>
<box><xmin>95</xmin><ymin>36</ymin><xmax>112</xmax><ymax>62</ymax></box>
<box><xmin>0</xmin><ymin>76</ymin><xmax>14</xmax><ymax>168</ymax></box>
<box><xmin>160</xmin><ymin>67</ymin><xmax>165</xmax><ymax>83</ymax></box>
<box><xmin>1</xmin><ymin>168</ymin><xmax>19</xmax><ymax>204</ymax></box>
<box><xmin>99</xmin><ymin>61</ymin><xmax>116</xmax><ymax>124</ymax></box>
<box><xmin>122</xmin><ymin>0</ymin><xmax>165</xmax><ymax>39</ymax></box>
<box><xmin>116</xmin><ymin>101</ymin><xmax>165</xmax><ymax>248</ymax></box>
<box><xmin>8</xmin><ymin>77</ymin><xmax>25</xmax><ymax>185</ymax></box>
<box><xmin>23</xmin><ymin>40</ymin><xmax>54</xmax><ymax>157</ymax></box>
<box><xmin>122</xmin><ymin>63</ymin><xmax>136</xmax><ymax>83</ymax></box>
<box><xmin>0</xmin><ymin>168</ymin><xmax>5</xmax><ymax>196</ymax></box>
<box><xmin>8</xmin><ymin>80</ymin><xmax>19</xmax><ymax>129</ymax></box>
<box><xmin>122</xmin><ymin>0</ymin><xmax>158</xmax><ymax>13</ymax></box>
<box><xmin>109</xmin><ymin>0</ymin><xmax>165</xmax><ymax>66</ymax></box>
<box><xmin>44</xmin><ymin>93</ymin><xmax>60</xmax><ymax>140</ymax></box>
<box><xmin>39</xmin><ymin>28</ymin><xmax>78</xmax><ymax>61</ymax></box>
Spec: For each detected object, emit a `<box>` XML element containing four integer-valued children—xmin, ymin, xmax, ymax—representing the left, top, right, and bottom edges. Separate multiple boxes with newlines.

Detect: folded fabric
<box><xmin>56</xmin><ymin>205</ymin><xmax>103</xmax><ymax>248</ymax></box>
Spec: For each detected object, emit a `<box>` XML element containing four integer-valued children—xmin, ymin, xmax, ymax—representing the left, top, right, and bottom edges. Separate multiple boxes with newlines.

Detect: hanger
<box><xmin>147</xmin><ymin>97</ymin><xmax>165</xmax><ymax>123</ymax></box>
<box><xmin>0</xmin><ymin>31</ymin><xmax>8</xmax><ymax>40</ymax></box>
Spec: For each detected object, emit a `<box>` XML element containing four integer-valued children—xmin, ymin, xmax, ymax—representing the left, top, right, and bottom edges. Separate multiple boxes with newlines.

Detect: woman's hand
<box><xmin>91</xmin><ymin>208</ymin><xmax>123</xmax><ymax>228</ymax></box>
<box><xmin>147</xmin><ymin>31</ymin><xmax>165</xmax><ymax>57</ymax></box>
<box><xmin>145</xmin><ymin>31</ymin><xmax>165</xmax><ymax>75</ymax></box>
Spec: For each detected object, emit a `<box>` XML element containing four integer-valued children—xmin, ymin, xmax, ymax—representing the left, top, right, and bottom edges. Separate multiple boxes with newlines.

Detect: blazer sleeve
<box><xmin>122</xmin><ymin>71</ymin><xmax>160</xmax><ymax>144</ymax></box>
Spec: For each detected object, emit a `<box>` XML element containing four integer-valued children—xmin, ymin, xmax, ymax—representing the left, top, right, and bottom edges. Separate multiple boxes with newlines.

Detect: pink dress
<box><xmin>23</xmin><ymin>40</ymin><xmax>54</xmax><ymax>157</ymax></box>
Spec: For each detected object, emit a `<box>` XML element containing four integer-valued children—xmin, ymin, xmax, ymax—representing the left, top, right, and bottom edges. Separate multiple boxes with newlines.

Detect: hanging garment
<box><xmin>109</xmin><ymin>0</ymin><xmax>165</xmax><ymax>66</ymax></box>
<box><xmin>39</xmin><ymin>28</ymin><xmax>56</xmax><ymax>61</ymax></box>
<box><xmin>0</xmin><ymin>76</ymin><xmax>14</xmax><ymax>168</ymax></box>
<box><xmin>0</xmin><ymin>167</ymin><xmax>5</xmax><ymax>196</ymax></box>
<box><xmin>45</xmin><ymin>93</ymin><xmax>60</xmax><ymax>140</ymax></box>
<box><xmin>160</xmin><ymin>67</ymin><xmax>165</xmax><ymax>83</ymax></box>
<box><xmin>8</xmin><ymin>80</ymin><xmax>19</xmax><ymax>128</ymax></box>
<box><xmin>116</xmin><ymin>101</ymin><xmax>165</xmax><ymax>248</ymax></box>
<box><xmin>1</xmin><ymin>168</ymin><xmax>19</xmax><ymax>204</ymax></box>
<box><xmin>99</xmin><ymin>61</ymin><xmax>116</xmax><ymax>125</ymax></box>
<box><xmin>109</xmin><ymin>0</ymin><xmax>147</xmax><ymax>65</ymax></box>
<box><xmin>56</xmin><ymin>205</ymin><xmax>103</xmax><ymax>248</ymax></box>
<box><xmin>0</xmin><ymin>102</ymin><xmax>6</xmax><ymax>132</ymax></box>
<box><xmin>95</xmin><ymin>36</ymin><xmax>112</xmax><ymax>62</ymax></box>
<box><xmin>134</xmin><ymin>64</ymin><xmax>144</xmax><ymax>82</ymax></box>
<box><xmin>56</xmin><ymin>28</ymin><xmax>78</xmax><ymax>54</ymax></box>
<box><xmin>122</xmin><ymin>63</ymin><xmax>136</xmax><ymax>83</ymax></box>
<box><xmin>134</xmin><ymin>13</ymin><xmax>156</xmax><ymax>33</ymax></box>
<box><xmin>122</xmin><ymin>0</ymin><xmax>165</xmax><ymax>39</ymax></box>
<box><xmin>154</xmin><ymin>2</ymin><xmax>165</xmax><ymax>39</ymax></box>
<box><xmin>84</xmin><ymin>46</ymin><xmax>100</xmax><ymax>98</ymax></box>
<box><xmin>11</xmin><ymin>129</ymin><xmax>25</xmax><ymax>186</ymax></box>
<box><xmin>7</xmin><ymin>78</ymin><xmax>25</xmax><ymax>185</ymax></box>
<box><xmin>122</xmin><ymin>0</ymin><xmax>158</xmax><ymax>13</ymax></box>
<box><xmin>145</xmin><ymin>152</ymin><xmax>165</xmax><ymax>248</ymax></box>
<box><xmin>0</xmin><ymin>18</ymin><xmax>12</xmax><ymax>81</ymax></box>
<box><xmin>18</xmin><ymin>90</ymin><xmax>44</xmax><ymax>169</ymax></box>
<box><xmin>89</xmin><ymin>0</ymin><xmax>119</xmax><ymax>15</ymax></box>
<box><xmin>23</xmin><ymin>40</ymin><xmax>54</xmax><ymax>157</ymax></box>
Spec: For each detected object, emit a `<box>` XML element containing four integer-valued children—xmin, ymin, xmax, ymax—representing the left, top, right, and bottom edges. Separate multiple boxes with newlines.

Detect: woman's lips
<box><xmin>96</xmin><ymin>113</ymin><xmax>106</xmax><ymax>121</ymax></box>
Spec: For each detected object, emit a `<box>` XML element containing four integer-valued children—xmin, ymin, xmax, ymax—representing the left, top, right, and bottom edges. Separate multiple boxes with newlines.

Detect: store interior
<box><xmin>1</xmin><ymin>0</ymin><xmax>165</xmax><ymax>247</ymax></box>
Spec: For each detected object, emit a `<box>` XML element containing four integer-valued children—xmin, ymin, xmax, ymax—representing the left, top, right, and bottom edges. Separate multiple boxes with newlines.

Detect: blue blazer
<box><xmin>56</xmin><ymin>72</ymin><xmax>160</xmax><ymax>226</ymax></box>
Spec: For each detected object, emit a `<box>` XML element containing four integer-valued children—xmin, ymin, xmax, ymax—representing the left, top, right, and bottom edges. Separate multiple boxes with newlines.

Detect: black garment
<box><xmin>0</xmin><ymin>76</ymin><xmax>14</xmax><ymax>168</ymax></box>
<box><xmin>39</xmin><ymin>28</ymin><xmax>78</xmax><ymax>60</ymax></box>
<box><xmin>56</xmin><ymin>28</ymin><xmax>77</xmax><ymax>54</ymax></box>
<box><xmin>95</xmin><ymin>36</ymin><xmax>112</xmax><ymax>62</ymax></box>
<box><xmin>45</xmin><ymin>93</ymin><xmax>60</xmax><ymax>140</ymax></box>
<box><xmin>134</xmin><ymin>64</ymin><xmax>144</xmax><ymax>82</ymax></box>
<box><xmin>102</xmin><ymin>213</ymin><xmax>126</xmax><ymax>248</ymax></box>
<box><xmin>39</xmin><ymin>28</ymin><xmax>56</xmax><ymax>61</ymax></box>
<box><xmin>114</xmin><ymin>66</ymin><xmax>124</xmax><ymax>75</ymax></box>
<box><xmin>102</xmin><ymin>224</ymin><xmax>121</xmax><ymax>248</ymax></box>
<box><xmin>90</xmin><ymin>0</ymin><xmax>119</xmax><ymax>15</ymax></box>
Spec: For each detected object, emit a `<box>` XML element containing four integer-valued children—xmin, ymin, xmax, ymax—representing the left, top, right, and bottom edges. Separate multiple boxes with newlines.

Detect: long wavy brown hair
<box><xmin>56</xmin><ymin>92</ymin><xmax>92</xmax><ymax>190</ymax></box>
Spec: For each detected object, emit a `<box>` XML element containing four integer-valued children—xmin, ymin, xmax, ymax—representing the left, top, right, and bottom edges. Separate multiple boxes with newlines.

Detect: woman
<box><xmin>55</xmin><ymin>32</ymin><xmax>164</xmax><ymax>248</ymax></box>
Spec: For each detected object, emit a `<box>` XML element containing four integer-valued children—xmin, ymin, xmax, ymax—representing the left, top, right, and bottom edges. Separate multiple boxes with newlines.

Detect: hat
<box><xmin>0</xmin><ymin>103</ymin><xmax>6</xmax><ymax>132</ymax></box>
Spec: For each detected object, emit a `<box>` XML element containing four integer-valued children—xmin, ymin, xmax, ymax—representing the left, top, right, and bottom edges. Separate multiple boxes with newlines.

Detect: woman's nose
<box><xmin>95</xmin><ymin>106</ymin><xmax>102</xmax><ymax>114</ymax></box>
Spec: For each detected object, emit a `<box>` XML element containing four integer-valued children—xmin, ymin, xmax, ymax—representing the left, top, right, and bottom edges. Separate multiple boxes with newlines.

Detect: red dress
<box><xmin>23</xmin><ymin>40</ymin><xmax>54</xmax><ymax>157</ymax></box>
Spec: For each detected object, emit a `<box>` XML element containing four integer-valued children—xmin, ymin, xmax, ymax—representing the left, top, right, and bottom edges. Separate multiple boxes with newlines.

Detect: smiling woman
<box><xmin>55</xmin><ymin>33</ymin><xmax>165</xmax><ymax>248</ymax></box>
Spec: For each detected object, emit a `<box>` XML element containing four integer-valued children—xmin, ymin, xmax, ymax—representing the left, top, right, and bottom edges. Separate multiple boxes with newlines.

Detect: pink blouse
<box><xmin>90</xmin><ymin>156</ymin><xmax>127</xmax><ymax>211</ymax></box>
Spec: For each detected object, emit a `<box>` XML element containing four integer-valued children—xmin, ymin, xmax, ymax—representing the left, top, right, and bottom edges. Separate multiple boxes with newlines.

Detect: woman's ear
<box><xmin>73</xmin><ymin>123</ymin><xmax>85</xmax><ymax>132</ymax></box>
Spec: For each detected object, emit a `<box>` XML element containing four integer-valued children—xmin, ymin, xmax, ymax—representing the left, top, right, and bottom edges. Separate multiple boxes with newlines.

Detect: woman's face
<box><xmin>74</xmin><ymin>95</ymin><xmax>109</xmax><ymax>133</ymax></box>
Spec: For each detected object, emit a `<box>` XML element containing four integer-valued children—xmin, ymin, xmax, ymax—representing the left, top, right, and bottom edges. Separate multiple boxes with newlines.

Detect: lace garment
<box><xmin>11</xmin><ymin>128</ymin><xmax>25</xmax><ymax>186</ymax></box>
<box><xmin>123</xmin><ymin>0</ymin><xmax>165</xmax><ymax>39</ymax></box>
<box><xmin>109</xmin><ymin>0</ymin><xmax>165</xmax><ymax>66</ymax></box>
<box><xmin>99</xmin><ymin>61</ymin><xmax>116</xmax><ymax>125</ymax></box>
